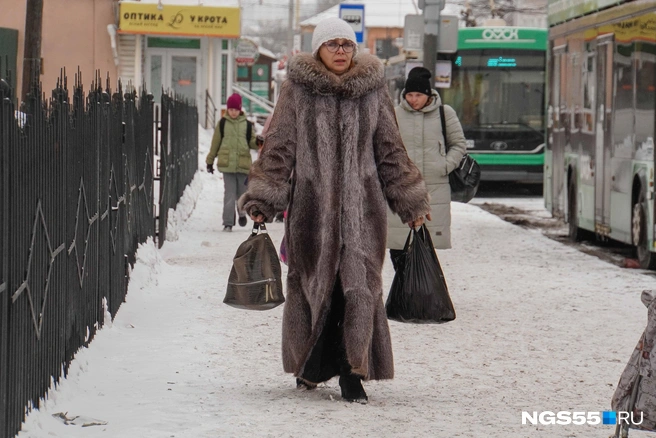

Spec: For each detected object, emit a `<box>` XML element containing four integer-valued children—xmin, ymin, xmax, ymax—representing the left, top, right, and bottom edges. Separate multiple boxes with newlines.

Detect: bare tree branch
<box><xmin>451</xmin><ymin>0</ymin><xmax>546</xmax><ymax>26</ymax></box>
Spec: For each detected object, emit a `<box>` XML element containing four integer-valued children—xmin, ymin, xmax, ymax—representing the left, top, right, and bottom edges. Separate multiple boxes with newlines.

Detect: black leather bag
<box><xmin>224</xmin><ymin>223</ymin><xmax>284</xmax><ymax>311</ymax></box>
<box><xmin>439</xmin><ymin>105</ymin><xmax>481</xmax><ymax>203</ymax></box>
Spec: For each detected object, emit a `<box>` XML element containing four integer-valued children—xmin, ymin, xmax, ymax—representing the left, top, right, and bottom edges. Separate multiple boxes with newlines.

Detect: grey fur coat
<box><xmin>238</xmin><ymin>53</ymin><xmax>430</xmax><ymax>381</ymax></box>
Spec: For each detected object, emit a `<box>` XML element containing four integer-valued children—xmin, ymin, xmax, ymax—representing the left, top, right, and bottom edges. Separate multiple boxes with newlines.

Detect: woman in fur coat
<box><xmin>238</xmin><ymin>17</ymin><xmax>430</xmax><ymax>403</ymax></box>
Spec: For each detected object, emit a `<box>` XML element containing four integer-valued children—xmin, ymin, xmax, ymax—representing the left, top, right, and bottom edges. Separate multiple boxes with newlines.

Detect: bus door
<box><xmin>594</xmin><ymin>36</ymin><xmax>614</xmax><ymax>234</ymax></box>
<box><xmin>550</xmin><ymin>45</ymin><xmax>567</xmax><ymax>214</ymax></box>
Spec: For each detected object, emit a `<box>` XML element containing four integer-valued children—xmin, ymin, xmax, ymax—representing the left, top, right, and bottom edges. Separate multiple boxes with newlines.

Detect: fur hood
<box><xmin>399</xmin><ymin>89</ymin><xmax>442</xmax><ymax>113</ymax></box>
<box><xmin>287</xmin><ymin>53</ymin><xmax>385</xmax><ymax>98</ymax></box>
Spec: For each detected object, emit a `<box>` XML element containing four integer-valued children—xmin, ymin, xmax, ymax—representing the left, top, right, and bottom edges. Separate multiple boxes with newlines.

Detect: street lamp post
<box><xmin>21</xmin><ymin>0</ymin><xmax>44</xmax><ymax>101</ymax></box>
<box><xmin>420</xmin><ymin>0</ymin><xmax>444</xmax><ymax>81</ymax></box>
<box><xmin>287</xmin><ymin>0</ymin><xmax>294</xmax><ymax>57</ymax></box>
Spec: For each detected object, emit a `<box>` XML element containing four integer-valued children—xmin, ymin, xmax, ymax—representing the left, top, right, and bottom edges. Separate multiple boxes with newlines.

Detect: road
<box><xmin>471</xmin><ymin>182</ymin><xmax>649</xmax><ymax>274</ymax></box>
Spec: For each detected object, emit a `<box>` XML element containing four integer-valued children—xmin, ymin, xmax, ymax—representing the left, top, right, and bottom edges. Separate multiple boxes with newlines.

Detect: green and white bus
<box><xmin>440</xmin><ymin>27</ymin><xmax>548</xmax><ymax>184</ymax></box>
<box><xmin>386</xmin><ymin>27</ymin><xmax>548</xmax><ymax>184</ymax></box>
<box><xmin>545</xmin><ymin>0</ymin><xmax>656</xmax><ymax>268</ymax></box>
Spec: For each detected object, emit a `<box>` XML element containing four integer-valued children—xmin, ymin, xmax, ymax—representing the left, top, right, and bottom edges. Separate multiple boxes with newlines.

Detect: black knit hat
<box><xmin>404</xmin><ymin>67</ymin><xmax>432</xmax><ymax>96</ymax></box>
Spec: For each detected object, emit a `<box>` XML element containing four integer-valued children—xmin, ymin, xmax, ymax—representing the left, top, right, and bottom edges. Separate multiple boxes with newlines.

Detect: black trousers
<box><xmin>301</xmin><ymin>273</ymin><xmax>352</xmax><ymax>384</ymax></box>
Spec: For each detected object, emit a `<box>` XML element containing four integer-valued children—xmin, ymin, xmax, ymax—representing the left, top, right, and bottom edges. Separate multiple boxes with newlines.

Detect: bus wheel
<box><xmin>631</xmin><ymin>192</ymin><xmax>656</xmax><ymax>270</ymax></box>
<box><xmin>568</xmin><ymin>181</ymin><xmax>583</xmax><ymax>242</ymax></box>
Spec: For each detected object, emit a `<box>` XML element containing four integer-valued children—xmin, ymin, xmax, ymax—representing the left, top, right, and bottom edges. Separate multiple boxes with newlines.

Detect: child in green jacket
<box><xmin>206</xmin><ymin>93</ymin><xmax>258</xmax><ymax>232</ymax></box>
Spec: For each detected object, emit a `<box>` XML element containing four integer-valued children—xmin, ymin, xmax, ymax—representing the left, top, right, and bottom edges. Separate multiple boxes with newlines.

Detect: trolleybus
<box><xmin>545</xmin><ymin>0</ymin><xmax>656</xmax><ymax>268</ymax></box>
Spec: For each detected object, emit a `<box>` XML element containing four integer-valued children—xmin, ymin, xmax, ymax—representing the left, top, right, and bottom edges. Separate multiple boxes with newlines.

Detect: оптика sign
<box><xmin>119</xmin><ymin>3</ymin><xmax>241</xmax><ymax>38</ymax></box>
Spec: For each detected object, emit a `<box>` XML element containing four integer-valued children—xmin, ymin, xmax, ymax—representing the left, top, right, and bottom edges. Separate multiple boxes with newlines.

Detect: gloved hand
<box><xmin>250</xmin><ymin>210</ymin><xmax>266</xmax><ymax>223</ymax></box>
<box><xmin>206</xmin><ymin>163</ymin><xmax>214</xmax><ymax>174</ymax></box>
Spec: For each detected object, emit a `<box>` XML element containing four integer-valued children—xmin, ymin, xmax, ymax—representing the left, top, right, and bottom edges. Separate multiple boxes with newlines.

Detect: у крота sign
<box><xmin>339</xmin><ymin>4</ymin><xmax>365</xmax><ymax>44</ymax></box>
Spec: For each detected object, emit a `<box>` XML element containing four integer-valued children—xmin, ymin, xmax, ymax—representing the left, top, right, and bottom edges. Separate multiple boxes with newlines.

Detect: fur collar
<box><xmin>287</xmin><ymin>53</ymin><xmax>385</xmax><ymax>98</ymax></box>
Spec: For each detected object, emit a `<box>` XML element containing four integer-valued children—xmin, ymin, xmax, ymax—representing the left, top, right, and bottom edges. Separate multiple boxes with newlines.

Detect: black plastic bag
<box><xmin>385</xmin><ymin>225</ymin><xmax>456</xmax><ymax>323</ymax></box>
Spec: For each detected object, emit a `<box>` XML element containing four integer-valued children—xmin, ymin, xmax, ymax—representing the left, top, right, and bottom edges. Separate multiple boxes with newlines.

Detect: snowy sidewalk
<box><xmin>18</xmin><ymin>127</ymin><xmax>656</xmax><ymax>437</ymax></box>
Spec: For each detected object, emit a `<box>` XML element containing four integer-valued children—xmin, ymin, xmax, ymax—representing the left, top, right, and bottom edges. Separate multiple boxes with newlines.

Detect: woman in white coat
<box><xmin>387</xmin><ymin>67</ymin><xmax>467</xmax><ymax>268</ymax></box>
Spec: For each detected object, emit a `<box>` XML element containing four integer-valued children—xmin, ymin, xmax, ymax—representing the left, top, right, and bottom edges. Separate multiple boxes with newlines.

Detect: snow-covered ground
<box><xmin>17</xmin><ymin>127</ymin><xmax>656</xmax><ymax>437</ymax></box>
<box><xmin>471</xmin><ymin>195</ymin><xmax>549</xmax><ymax>216</ymax></box>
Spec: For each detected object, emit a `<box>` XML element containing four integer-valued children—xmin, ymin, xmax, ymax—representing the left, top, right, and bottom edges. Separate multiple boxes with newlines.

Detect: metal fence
<box><xmin>0</xmin><ymin>70</ymin><xmax>198</xmax><ymax>437</ymax></box>
<box><xmin>205</xmin><ymin>89</ymin><xmax>217</xmax><ymax>130</ymax></box>
<box><xmin>157</xmin><ymin>93</ymin><xmax>198</xmax><ymax>248</ymax></box>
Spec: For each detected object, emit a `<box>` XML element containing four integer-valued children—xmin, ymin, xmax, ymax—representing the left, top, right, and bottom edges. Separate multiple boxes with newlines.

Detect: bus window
<box><xmin>550</xmin><ymin>50</ymin><xmax>561</xmax><ymax>133</ymax></box>
<box><xmin>613</xmin><ymin>42</ymin><xmax>634</xmax><ymax>153</ymax></box>
<box><xmin>582</xmin><ymin>51</ymin><xmax>595</xmax><ymax>134</ymax></box>
<box><xmin>571</xmin><ymin>53</ymin><xmax>582</xmax><ymax>133</ymax></box>
<box><xmin>635</xmin><ymin>42</ymin><xmax>656</xmax><ymax>151</ymax></box>
<box><xmin>447</xmin><ymin>49</ymin><xmax>545</xmax><ymax>132</ymax></box>
<box><xmin>563</xmin><ymin>51</ymin><xmax>574</xmax><ymax>139</ymax></box>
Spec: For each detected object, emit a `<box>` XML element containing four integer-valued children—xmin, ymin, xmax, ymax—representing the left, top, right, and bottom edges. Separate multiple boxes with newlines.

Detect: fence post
<box><xmin>158</xmin><ymin>94</ymin><xmax>169</xmax><ymax>248</ymax></box>
<box><xmin>0</xmin><ymin>76</ymin><xmax>10</xmax><ymax>438</ymax></box>
<box><xmin>205</xmin><ymin>89</ymin><xmax>209</xmax><ymax>129</ymax></box>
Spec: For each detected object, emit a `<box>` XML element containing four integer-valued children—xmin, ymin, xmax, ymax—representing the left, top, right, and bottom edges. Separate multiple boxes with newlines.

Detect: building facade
<box><xmin>0</xmin><ymin>0</ymin><xmax>117</xmax><ymax>99</ymax></box>
<box><xmin>0</xmin><ymin>0</ymin><xmax>251</xmax><ymax>124</ymax></box>
<box><xmin>117</xmin><ymin>0</ymin><xmax>243</xmax><ymax>123</ymax></box>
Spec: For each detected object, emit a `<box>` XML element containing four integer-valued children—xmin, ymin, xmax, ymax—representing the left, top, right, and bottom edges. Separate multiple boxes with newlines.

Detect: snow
<box><xmin>258</xmin><ymin>46</ymin><xmax>278</xmax><ymax>60</ymax></box>
<box><xmin>301</xmin><ymin>0</ymin><xmax>462</xmax><ymax>29</ymax></box>
<box><xmin>17</xmin><ymin>126</ymin><xmax>656</xmax><ymax>437</ymax></box>
<box><xmin>14</xmin><ymin>111</ymin><xmax>27</xmax><ymax>128</ymax></box>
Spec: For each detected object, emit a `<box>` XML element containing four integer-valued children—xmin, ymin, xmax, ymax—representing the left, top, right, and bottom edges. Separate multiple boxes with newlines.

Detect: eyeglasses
<box><xmin>323</xmin><ymin>40</ymin><xmax>356</xmax><ymax>53</ymax></box>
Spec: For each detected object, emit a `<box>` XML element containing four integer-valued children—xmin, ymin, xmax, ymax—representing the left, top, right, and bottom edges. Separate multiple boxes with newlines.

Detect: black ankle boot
<box><xmin>296</xmin><ymin>378</ymin><xmax>317</xmax><ymax>390</ymax></box>
<box><xmin>339</xmin><ymin>374</ymin><xmax>368</xmax><ymax>404</ymax></box>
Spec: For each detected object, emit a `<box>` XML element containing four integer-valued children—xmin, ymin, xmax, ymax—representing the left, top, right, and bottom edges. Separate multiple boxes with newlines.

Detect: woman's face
<box><xmin>318</xmin><ymin>38</ymin><xmax>355</xmax><ymax>75</ymax></box>
<box><xmin>405</xmin><ymin>92</ymin><xmax>430</xmax><ymax>111</ymax></box>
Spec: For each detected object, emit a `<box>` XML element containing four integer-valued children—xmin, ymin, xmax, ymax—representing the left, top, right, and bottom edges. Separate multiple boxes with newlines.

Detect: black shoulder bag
<box><xmin>439</xmin><ymin>105</ymin><xmax>480</xmax><ymax>203</ymax></box>
<box><xmin>224</xmin><ymin>223</ymin><xmax>284</xmax><ymax>311</ymax></box>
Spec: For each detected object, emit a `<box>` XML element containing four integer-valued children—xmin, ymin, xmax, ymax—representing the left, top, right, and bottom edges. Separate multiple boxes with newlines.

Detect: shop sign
<box><xmin>119</xmin><ymin>2</ymin><xmax>240</xmax><ymax>38</ymax></box>
<box><xmin>235</xmin><ymin>39</ymin><xmax>259</xmax><ymax>66</ymax></box>
<box><xmin>585</xmin><ymin>14</ymin><xmax>656</xmax><ymax>43</ymax></box>
<box><xmin>548</xmin><ymin>0</ymin><xmax>627</xmax><ymax>26</ymax></box>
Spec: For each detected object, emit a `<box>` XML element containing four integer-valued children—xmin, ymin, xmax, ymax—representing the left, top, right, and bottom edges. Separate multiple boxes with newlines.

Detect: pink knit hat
<box><xmin>227</xmin><ymin>93</ymin><xmax>242</xmax><ymax>110</ymax></box>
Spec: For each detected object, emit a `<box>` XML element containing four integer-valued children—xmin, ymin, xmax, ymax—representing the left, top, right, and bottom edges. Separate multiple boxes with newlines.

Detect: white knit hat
<box><xmin>311</xmin><ymin>17</ymin><xmax>358</xmax><ymax>58</ymax></box>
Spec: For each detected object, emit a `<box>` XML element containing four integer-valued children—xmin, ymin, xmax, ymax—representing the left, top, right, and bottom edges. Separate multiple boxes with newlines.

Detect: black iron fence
<box><xmin>157</xmin><ymin>93</ymin><xmax>198</xmax><ymax>247</ymax></box>
<box><xmin>205</xmin><ymin>89</ymin><xmax>217</xmax><ymax>130</ymax></box>
<box><xmin>0</xmin><ymin>70</ymin><xmax>198</xmax><ymax>437</ymax></box>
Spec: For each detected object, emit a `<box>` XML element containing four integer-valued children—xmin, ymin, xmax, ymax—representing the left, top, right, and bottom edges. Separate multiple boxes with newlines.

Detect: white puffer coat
<box><xmin>387</xmin><ymin>90</ymin><xmax>467</xmax><ymax>250</ymax></box>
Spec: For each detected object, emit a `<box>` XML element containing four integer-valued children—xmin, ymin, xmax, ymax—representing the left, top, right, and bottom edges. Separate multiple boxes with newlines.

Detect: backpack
<box><xmin>219</xmin><ymin>117</ymin><xmax>253</xmax><ymax>147</ymax></box>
